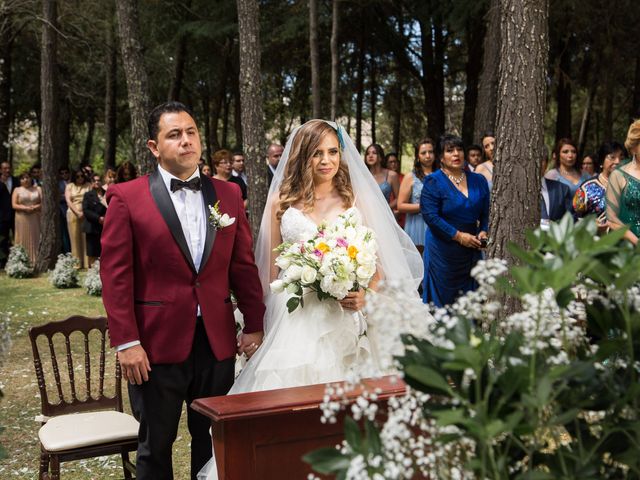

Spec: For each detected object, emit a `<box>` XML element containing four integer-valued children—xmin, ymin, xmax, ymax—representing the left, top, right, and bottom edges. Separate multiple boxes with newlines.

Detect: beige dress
<box><xmin>66</xmin><ymin>182</ymin><xmax>91</xmax><ymax>268</ymax></box>
<box><xmin>14</xmin><ymin>186</ymin><xmax>41</xmax><ymax>264</ymax></box>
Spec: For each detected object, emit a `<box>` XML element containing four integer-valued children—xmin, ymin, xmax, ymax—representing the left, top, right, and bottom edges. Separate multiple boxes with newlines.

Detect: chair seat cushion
<box><xmin>39</xmin><ymin>410</ymin><xmax>139</xmax><ymax>452</ymax></box>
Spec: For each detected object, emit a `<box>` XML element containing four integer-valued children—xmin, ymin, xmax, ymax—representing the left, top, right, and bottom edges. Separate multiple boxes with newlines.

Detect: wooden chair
<box><xmin>29</xmin><ymin>315</ymin><xmax>138</xmax><ymax>480</ymax></box>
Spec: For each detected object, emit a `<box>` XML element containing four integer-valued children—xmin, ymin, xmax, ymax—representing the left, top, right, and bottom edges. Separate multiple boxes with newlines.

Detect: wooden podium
<box><xmin>191</xmin><ymin>376</ymin><xmax>406</xmax><ymax>479</ymax></box>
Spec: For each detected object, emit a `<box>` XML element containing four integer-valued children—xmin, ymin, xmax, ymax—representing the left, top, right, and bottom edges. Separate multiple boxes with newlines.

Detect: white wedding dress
<box><xmin>198</xmin><ymin>206</ymin><xmax>372</xmax><ymax>479</ymax></box>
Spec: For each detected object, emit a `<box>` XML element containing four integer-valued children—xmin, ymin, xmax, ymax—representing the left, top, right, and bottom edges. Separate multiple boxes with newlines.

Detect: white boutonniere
<box><xmin>208</xmin><ymin>201</ymin><xmax>236</xmax><ymax>230</ymax></box>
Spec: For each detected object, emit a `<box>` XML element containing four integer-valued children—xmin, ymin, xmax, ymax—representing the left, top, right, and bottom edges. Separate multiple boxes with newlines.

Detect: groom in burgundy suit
<box><xmin>100</xmin><ymin>102</ymin><xmax>265</xmax><ymax>479</ymax></box>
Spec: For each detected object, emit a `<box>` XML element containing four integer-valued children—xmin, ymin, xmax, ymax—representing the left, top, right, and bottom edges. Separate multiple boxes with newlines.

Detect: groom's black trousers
<box><xmin>128</xmin><ymin>316</ymin><xmax>235</xmax><ymax>480</ymax></box>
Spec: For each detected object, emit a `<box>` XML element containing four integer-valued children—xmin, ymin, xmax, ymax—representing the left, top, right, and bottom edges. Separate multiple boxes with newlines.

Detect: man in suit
<box><xmin>0</xmin><ymin>161</ymin><xmax>18</xmax><ymax>266</ymax></box>
<box><xmin>540</xmin><ymin>155</ymin><xmax>573</xmax><ymax>228</ymax></box>
<box><xmin>266</xmin><ymin>143</ymin><xmax>283</xmax><ymax>187</ymax></box>
<box><xmin>100</xmin><ymin>101</ymin><xmax>265</xmax><ymax>480</ymax></box>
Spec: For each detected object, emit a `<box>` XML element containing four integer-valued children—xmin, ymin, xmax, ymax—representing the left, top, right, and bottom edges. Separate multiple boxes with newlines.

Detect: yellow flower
<box><xmin>316</xmin><ymin>242</ymin><xmax>330</xmax><ymax>253</ymax></box>
<box><xmin>348</xmin><ymin>245</ymin><xmax>358</xmax><ymax>259</ymax></box>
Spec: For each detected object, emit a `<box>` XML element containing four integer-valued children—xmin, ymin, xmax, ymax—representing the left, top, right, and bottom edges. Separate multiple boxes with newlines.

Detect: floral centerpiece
<box><xmin>270</xmin><ymin>210</ymin><xmax>378</xmax><ymax>313</ymax></box>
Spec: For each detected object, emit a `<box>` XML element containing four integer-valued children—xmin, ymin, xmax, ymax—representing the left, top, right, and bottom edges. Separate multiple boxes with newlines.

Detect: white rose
<box><xmin>270</xmin><ymin>279</ymin><xmax>285</xmax><ymax>294</ymax></box>
<box><xmin>286</xmin><ymin>282</ymin><xmax>299</xmax><ymax>294</ymax></box>
<box><xmin>275</xmin><ymin>255</ymin><xmax>291</xmax><ymax>270</ymax></box>
<box><xmin>284</xmin><ymin>264</ymin><xmax>303</xmax><ymax>282</ymax></box>
<box><xmin>356</xmin><ymin>250</ymin><xmax>375</xmax><ymax>265</ymax></box>
<box><xmin>356</xmin><ymin>264</ymin><xmax>376</xmax><ymax>283</ymax></box>
<box><xmin>219</xmin><ymin>213</ymin><xmax>236</xmax><ymax>228</ymax></box>
<box><xmin>300</xmin><ymin>265</ymin><xmax>317</xmax><ymax>285</ymax></box>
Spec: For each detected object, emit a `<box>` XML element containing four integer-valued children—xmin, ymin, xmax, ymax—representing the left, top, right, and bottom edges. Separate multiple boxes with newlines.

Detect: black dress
<box><xmin>82</xmin><ymin>189</ymin><xmax>107</xmax><ymax>257</ymax></box>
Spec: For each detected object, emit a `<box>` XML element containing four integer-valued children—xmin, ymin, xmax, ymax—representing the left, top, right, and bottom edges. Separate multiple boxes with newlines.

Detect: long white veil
<box><xmin>253</xmin><ymin>120</ymin><xmax>424</xmax><ymax>324</ymax></box>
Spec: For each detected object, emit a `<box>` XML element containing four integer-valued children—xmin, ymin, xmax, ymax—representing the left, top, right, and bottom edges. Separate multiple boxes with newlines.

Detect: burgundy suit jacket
<box><xmin>100</xmin><ymin>170</ymin><xmax>265</xmax><ymax>364</ymax></box>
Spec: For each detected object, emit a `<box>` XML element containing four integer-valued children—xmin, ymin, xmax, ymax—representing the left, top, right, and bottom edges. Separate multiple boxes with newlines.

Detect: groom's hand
<box><xmin>118</xmin><ymin>345</ymin><xmax>152</xmax><ymax>385</ymax></box>
<box><xmin>238</xmin><ymin>331</ymin><xmax>264</xmax><ymax>359</ymax></box>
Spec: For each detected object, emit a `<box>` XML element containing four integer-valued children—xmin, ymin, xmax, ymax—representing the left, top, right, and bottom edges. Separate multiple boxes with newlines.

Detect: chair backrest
<box><xmin>29</xmin><ymin>315</ymin><xmax>123</xmax><ymax>418</ymax></box>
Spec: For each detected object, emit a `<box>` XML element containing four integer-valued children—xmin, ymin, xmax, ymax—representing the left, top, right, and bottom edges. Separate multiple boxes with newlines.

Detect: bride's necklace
<box><xmin>446</xmin><ymin>170</ymin><xmax>465</xmax><ymax>186</ymax></box>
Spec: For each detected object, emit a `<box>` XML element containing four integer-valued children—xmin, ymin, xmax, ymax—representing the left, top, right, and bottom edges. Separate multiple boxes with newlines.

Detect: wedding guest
<box><xmin>573</xmin><ymin>142</ymin><xmax>624</xmax><ymax>227</ymax></box>
<box><xmin>385</xmin><ymin>152</ymin><xmax>405</xmax><ymax>226</ymax></box>
<box><xmin>466</xmin><ymin>144</ymin><xmax>483</xmax><ymax>171</ymax></box>
<box><xmin>266</xmin><ymin>143</ymin><xmax>284</xmax><ymax>187</ymax></box>
<box><xmin>540</xmin><ymin>155</ymin><xmax>573</xmax><ymax>229</ymax></box>
<box><xmin>200</xmin><ymin>163</ymin><xmax>213</xmax><ymax>177</ymax></box>
<box><xmin>364</xmin><ymin>143</ymin><xmax>400</xmax><ymax>209</ymax></box>
<box><xmin>232</xmin><ymin>151</ymin><xmax>247</xmax><ymax>184</ymax></box>
<box><xmin>581</xmin><ymin>154</ymin><xmax>597</xmax><ymax>176</ymax></box>
<box><xmin>82</xmin><ymin>174</ymin><xmax>107</xmax><ymax>267</ymax></box>
<box><xmin>65</xmin><ymin>169</ymin><xmax>91</xmax><ymax>268</ymax></box>
<box><xmin>102</xmin><ymin>168</ymin><xmax>117</xmax><ymax>191</ymax></box>
<box><xmin>30</xmin><ymin>163</ymin><xmax>42</xmax><ymax>186</ymax></box>
<box><xmin>606</xmin><ymin>120</ymin><xmax>640</xmax><ymax>245</ymax></box>
<box><xmin>0</xmin><ymin>161</ymin><xmax>18</xmax><ymax>265</ymax></box>
<box><xmin>12</xmin><ymin>172</ymin><xmax>41</xmax><ymax>263</ymax></box>
<box><xmin>544</xmin><ymin>138</ymin><xmax>590</xmax><ymax>197</ymax></box>
<box><xmin>475</xmin><ymin>132</ymin><xmax>496</xmax><ymax>189</ymax></box>
<box><xmin>398</xmin><ymin>138</ymin><xmax>437</xmax><ymax>253</ymax></box>
<box><xmin>213</xmin><ymin>149</ymin><xmax>248</xmax><ymax>207</ymax></box>
<box><xmin>116</xmin><ymin>161</ymin><xmax>137</xmax><ymax>183</ymax></box>
<box><xmin>58</xmin><ymin>167</ymin><xmax>71</xmax><ymax>254</ymax></box>
<box><xmin>421</xmin><ymin>134</ymin><xmax>489</xmax><ymax>307</ymax></box>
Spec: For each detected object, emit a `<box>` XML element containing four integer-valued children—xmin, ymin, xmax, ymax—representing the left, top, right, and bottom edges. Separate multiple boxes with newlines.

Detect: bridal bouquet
<box><xmin>270</xmin><ymin>210</ymin><xmax>378</xmax><ymax>313</ymax></box>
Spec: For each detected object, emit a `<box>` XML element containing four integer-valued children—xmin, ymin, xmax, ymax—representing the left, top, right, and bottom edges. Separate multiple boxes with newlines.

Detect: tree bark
<box><xmin>104</xmin><ymin>8</ymin><xmax>118</xmax><ymax>170</ymax></box>
<box><xmin>488</xmin><ymin>0</ymin><xmax>549</xmax><ymax>277</ymax></box>
<box><xmin>56</xmin><ymin>96</ymin><xmax>70</xmax><ymax>169</ymax></box>
<box><xmin>168</xmin><ymin>1</ymin><xmax>191</xmax><ymax>102</ymax></box>
<box><xmin>35</xmin><ymin>0</ymin><xmax>61</xmax><ymax>273</ymax></box>
<box><xmin>330</xmin><ymin>0</ymin><xmax>340</xmax><ymax>120</ymax></box>
<box><xmin>355</xmin><ymin>26</ymin><xmax>365</xmax><ymax>151</ymax></box>
<box><xmin>577</xmin><ymin>77</ymin><xmax>597</xmax><ymax>158</ymax></box>
<box><xmin>370</xmin><ymin>59</ymin><xmax>377</xmax><ymax>144</ymax></box>
<box><xmin>462</xmin><ymin>14</ymin><xmax>486</xmax><ymax>146</ymax></box>
<box><xmin>236</xmin><ymin>0</ymin><xmax>267</xmax><ymax>241</ymax></box>
<box><xmin>474</xmin><ymin>0</ymin><xmax>501</xmax><ymax>142</ymax></box>
<box><xmin>631</xmin><ymin>52</ymin><xmax>640</xmax><ymax>122</ymax></box>
<box><xmin>81</xmin><ymin>111</ymin><xmax>95</xmax><ymax>165</ymax></box>
<box><xmin>0</xmin><ymin>14</ymin><xmax>11</xmax><ymax>165</ymax></box>
<box><xmin>554</xmin><ymin>42</ymin><xmax>572</xmax><ymax>140</ymax></box>
<box><xmin>391</xmin><ymin>79</ymin><xmax>402</xmax><ymax>155</ymax></box>
<box><xmin>309</xmin><ymin>0</ymin><xmax>321</xmax><ymax>118</ymax></box>
<box><xmin>115</xmin><ymin>0</ymin><xmax>153</xmax><ymax>174</ymax></box>
<box><xmin>420</xmin><ymin>16</ymin><xmax>446</xmax><ymax>141</ymax></box>
<box><xmin>201</xmin><ymin>85</ymin><xmax>211</xmax><ymax>161</ymax></box>
<box><xmin>604</xmin><ymin>68</ymin><xmax>614</xmax><ymax>140</ymax></box>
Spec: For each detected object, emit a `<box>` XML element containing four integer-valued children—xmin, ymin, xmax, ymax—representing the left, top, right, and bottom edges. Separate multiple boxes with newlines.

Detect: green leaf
<box><xmin>302</xmin><ymin>447</ymin><xmax>351</xmax><ymax>474</ymax></box>
<box><xmin>343</xmin><ymin>416</ymin><xmax>361</xmax><ymax>452</ymax></box>
<box><xmin>432</xmin><ymin>408</ymin><xmax>466</xmax><ymax>426</ymax></box>
<box><xmin>364</xmin><ymin>419</ymin><xmax>382</xmax><ymax>455</ymax></box>
<box><xmin>405</xmin><ymin>364</ymin><xmax>453</xmax><ymax>395</ymax></box>
<box><xmin>286</xmin><ymin>296</ymin><xmax>300</xmax><ymax>313</ymax></box>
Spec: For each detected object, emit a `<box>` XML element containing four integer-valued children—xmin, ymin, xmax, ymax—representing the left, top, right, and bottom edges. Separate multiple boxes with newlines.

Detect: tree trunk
<box><xmin>370</xmin><ymin>59</ymin><xmax>377</xmax><ymax>144</ymax></box>
<box><xmin>104</xmin><ymin>8</ymin><xmax>118</xmax><ymax>170</ymax></box>
<box><xmin>391</xmin><ymin>79</ymin><xmax>402</xmax><ymax>155</ymax></box>
<box><xmin>168</xmin><ymin>1</ymin><xmax>191</xmax><ymax>102</ymax></box>
<box><xmin>420</xmin><ymin>16</ymin><xmax>446</xmax><ymax>141</ymax></box>
<box><xmin>0</xmin><ymin>16</ymin><xmax>11</xmax><ymax>166</ymax></box>
<box><xmin>631</xmin><ymin>52</ymin><xmax>640</xmax><ymax>123</ymax></box>
<box><xmin>236</xmin><ymin>0</ymin><xmax>267</xmax><ymax>241</ymax></box>
<box><xmin>115</xmin><ymin>0</ymin><xmax>153</xmax><ymax>174</ymax></box>
<box><xmin>474</xmin><ymin>0</ymin><xmax>501</xmax><ymax>142</ymax></box>
<box><xmin>35</xmin><ymin>0</ymin><xmax>61</xmax><ymax>273</ymax></box>
<box><xmin>233</xmin><ymin>78</ymin><xmax>243</xmax><ymax>149</ymax></box>
<box><xmin>604</xmin><ymin>68</ymin><xmax>614</xmax><ymax>140</ymax></box>
<box><xmin>488</xmin><ymin>0</ymin><xmax>549</xmax><ymax>279</ymax></box>
<box><xmin>462</xmin><ymin>14</ymin><xmax>486</xmax><ymax>146</ymax></box>
<box><xmin>578</xmin><ymin>77</ymin><xmax>597</xmax><ymax>158</ymax></box>
<box><xmin>309</xmin><ymin>0</ymin><xmax>321</xmax><ymax>118</ymax></box>
<box><xmin>81</xmin><ymin>111</ymin><xmax>95</xmax><ymax>165</ymax></box>
<box><xmin>355</xmin><ymin>28</ymin><xmax>365</xmax><ymax>151</ymax></box>
<box><xmin>330</xmin><ymin>0</ymin><xmax>340</xmax><ymax>120</ymax></box>
<box><xmin>222</xmin><ymin>91</ymin><xmax>230</xmax><ymax>148</ymax></box>
<box><xmin>202</xmin><ymin>85</ymin><xmax>211</xmax><ymax>161</ymax></box>
<box><xmin>554</xmin><ymin>43</ymin><xmax>572</xmax><ymax>140</ymax></box>
<box><xmin>57</xmin><ymin>97</ymin><xmax>70</xmax><ymax>169</ymax></box>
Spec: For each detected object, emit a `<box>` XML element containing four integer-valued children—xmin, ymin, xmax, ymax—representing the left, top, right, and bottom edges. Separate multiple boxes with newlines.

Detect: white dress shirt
<box><xmin>117</xmin><ymin>165</ymin><xmax>207</xmax><ymax>352</ymax></box>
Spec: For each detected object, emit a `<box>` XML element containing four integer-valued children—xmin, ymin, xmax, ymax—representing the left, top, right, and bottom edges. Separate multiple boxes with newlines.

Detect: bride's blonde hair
<box><xmin>277</xmin><ymin>120</ymin><xmax>353</xmax><ymax>220</ymax></box>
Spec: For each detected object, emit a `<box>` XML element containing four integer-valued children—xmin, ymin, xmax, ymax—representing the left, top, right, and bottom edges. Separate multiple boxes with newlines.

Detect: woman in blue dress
<box><xmin>398</xmin><ymin>138</ymin><xmax>437</xmax><ymax>253</ymax></box>
<box><xmin>364</xmin><ymin>143</ymin><xmax>400</xmax><ymax>210</ymax></box>
<box><xmin>544</xmin><ymin>138</ymin><xmax>590</xmax><ymax>198</ymax></box>
<box><xmin>420</xmin><ymin>135</ymin><xmax>490</xmax><ymax>307</ymax></box>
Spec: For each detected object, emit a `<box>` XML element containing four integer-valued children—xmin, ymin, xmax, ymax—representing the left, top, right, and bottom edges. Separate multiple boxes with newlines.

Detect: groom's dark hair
<box><xmin>148</xmin><ymin>101</ymin><xmax>195</xmax><ymax>141</ymax></box>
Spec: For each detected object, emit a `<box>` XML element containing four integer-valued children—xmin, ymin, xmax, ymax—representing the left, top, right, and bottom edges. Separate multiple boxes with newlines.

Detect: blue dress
<box><xmin>420</xmin><ymin>170</ymin><xmax>490</xmax><ymax>307</ymax></box>
<box><xmin>378</xmin><ymin>171</ymin><xmax>392</xmax><ymax>202</ymax></box>
<box><xmin>404</xmin><ymin>172</ymin><xmax>428</xmax><ymax>246</ymax></box>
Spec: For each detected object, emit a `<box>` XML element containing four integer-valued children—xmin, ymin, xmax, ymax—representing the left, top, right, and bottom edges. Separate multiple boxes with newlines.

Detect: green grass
<box><xmin>0</xmin><ymin>272</ymin><xmax>192</xmax><ymax>479</ymax></box>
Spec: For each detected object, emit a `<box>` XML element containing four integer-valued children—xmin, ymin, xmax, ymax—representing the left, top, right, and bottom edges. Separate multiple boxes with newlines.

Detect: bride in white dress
<box><xmin>198</xmin><ymin>120</ymin><xmax>423</xmax><ymax>479</ymax></box>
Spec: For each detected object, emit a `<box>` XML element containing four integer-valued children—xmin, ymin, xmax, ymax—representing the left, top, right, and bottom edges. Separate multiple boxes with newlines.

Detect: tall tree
<box><xmin>35</xmin><ymin>0</ymin><xmax>61</xmax><ymax>273</ymax></box>
<box><xmin>330</xmin><ymin>0</ymin><xmax>340</xmax><ymax>120</ymax></box>
<box><xmin>168</xmin><ymin>0</ymin><xmax>192</xmax><ymax>102</ymax></box>
<box><xmin>236</xmin><ymin>0</ymin><xmax>267</xmax><ymax>241</ymax></box>
<box><xmin>554</xmin><ymin>39</ymin><xmax>573</xmax><ymax>139</ymax></box>
<box><xmin>488</xmin><ymin>0</ymin><xmax>549</xmax><ymax>270</ymax></box>
<box><xmin>461</xmin><ymin>12</ymin><xmax>486</xmax><ymax>145</ymax></box>
<box><xmin>630</xmin><ymin>53</ymin><xmax>640</xmax><ymax>123</ymax></box>
<box><xmin>474</xmin><ymin>0</ymin><xmax>500</xmax><ymax>141</ymax></box>
<box><xmin>309</xmin><ymin>0</ymin><xmax>320</xmax><ymax>118</ymax></box>
<box><xmin>0</xmin><ymin>8</ymin><xmax>11</xmax><ymax>165</ymax></box>
<box><xmin>115</xmin><ymin>0</ymin><xmax>153</xmax><ymax>174</ymax></box>
<box><xmin>104</xmin><ymin>7</ymin><xmax>117</xmax><ymax>170</ymax></box>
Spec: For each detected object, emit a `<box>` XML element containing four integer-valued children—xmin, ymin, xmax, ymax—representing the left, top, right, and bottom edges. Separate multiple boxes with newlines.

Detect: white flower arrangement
<box><xmin>49</xmin><ymin>253</ymin><xmax>79</xmax><ymax>288</ymax></box>
<box><xmin>208</xmin><ymin>201</ymin><xmax>236</xmax><ymax>230</ymax></box>
<box><xmin>4</xmin><ymin>245</ymin><xmax>33</xmax><ymax>278</ymax></box>
<box><xmin>84</xmin><ymin>260</ymin><xmax>102</xmax><ymax>296</ymax></box>
<box><xmin>271</xmin><ymin>210</ymin><xmax>378</xmax><ymax>313</ymax></box>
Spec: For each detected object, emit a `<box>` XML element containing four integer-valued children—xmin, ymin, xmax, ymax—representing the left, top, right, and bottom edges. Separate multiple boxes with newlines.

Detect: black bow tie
<box><xmin>170</xmin><ymin>177</ymin><xmax>201</xmax><ymax>193</ymax></box>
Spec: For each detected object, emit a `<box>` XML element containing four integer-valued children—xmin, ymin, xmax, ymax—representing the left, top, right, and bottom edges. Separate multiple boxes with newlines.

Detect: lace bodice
<box><xmin>280</xmin><ymin>206</ymin><xmax>360</xmax><ymax>243</ymax></box>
